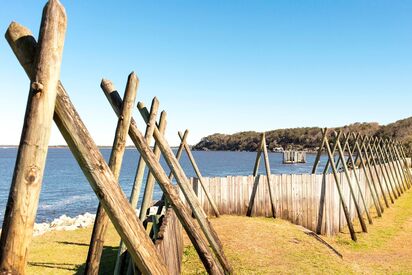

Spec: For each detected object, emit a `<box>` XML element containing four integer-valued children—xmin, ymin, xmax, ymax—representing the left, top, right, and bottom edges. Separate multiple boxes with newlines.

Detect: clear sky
<box><xmin>1</xmin><ymin>1</ymin><xmax>411</xmax><ymax>146</ymax></box>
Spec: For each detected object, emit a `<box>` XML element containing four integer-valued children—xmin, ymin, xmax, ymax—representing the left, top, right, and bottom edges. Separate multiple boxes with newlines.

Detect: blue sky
<box><xmin>1</xmin><ymin>1</ymin><xmax>411</xmax><ymax>146</ymax></box>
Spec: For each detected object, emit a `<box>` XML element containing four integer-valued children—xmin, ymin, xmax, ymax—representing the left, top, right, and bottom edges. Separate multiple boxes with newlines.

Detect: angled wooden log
<box><xmin>365</xmin><ymin>137</ymin><xmax>390</xmax><ymax>208</ymax></box>
<box><xmin>342</xmin><ymin>133</ymin><xmax>373</xmax><ymax>225</ymax></box>
<box><xmin>323</xmin><ymin>131</ymin><xmax>349</xmax><ymax>174</ymax></box>
<box><xmin>169</xmin><ymin>130</ymin><xmax>188</xmax><ymax>181</ymax></box>
<box><xmin>334</xmin><ymin>132</ymin><xmax>368</xmax><ymax>232</ymax></box>
<box><xmin>394</xmin><ymin>142</ymin><xmax>411</xmax><ymax>189</ymax></box>
<box><xmin>137</xmin><ymin>102</ymin><xmax>232</xmax><ymax>274</ymax></box>
<box><xmin>387</xmin><ymin>140</ymin><xmax>407</xmax><ymax>193</ymax></box>
<box><xmin>178</xmin><ymin>130</ymin><xmax>220</xmax><ymax>217</ymax></box>
<box><xmin>103</xmin><ymin>86</ymin><xmax>227</xmax><ymax>274</ymax></box>
<box><xmin>352</xmin><ymin>134</ymin><xmax>382</xmax><ymax>217</ymax></box>
<box><xmin>324</xmin><ymin>133</ymin><xmax>357</xmax><ymax>241</ymax></box>
<box><xmin>139</xmin><ymin>111</ymin><xmax>167</xmax><ymax>222</ymax></box>
<box><xmin>261</xmin><ymin>133</ymin><xmax>277</xmax><ymax>218</ymax></box>
<box><xmin>0</xmin><ymin>2</ymin><xmax>66</xmax><ymax>274</ymax></box>
<box><xmin>371</xmin><ymin>138</ymin><xmax>395</xmax><ymax>203</ymax></box>
<box><xmin>376</xmin><ymin>138</ymin><xmax>399</xmax><ymax>199</ymax></box>
<box><xmin>113</xmin><ymin>97</ymin><xmax>160</xmax><ymax>275</ymax></box>
<box><xmin>84</xmin><ymin>74</ymin><xmax>138</xmax><ymax>275</ymax></box>
<box><xmin>312</xmin><ymin>128</ymin><xmax>328</xmax><ymax>174</ymax></box>
<box><xmin>247</xmin><ymin>137</ymin><xmax>264</xmax><ymax>216</ymax></box>
<box><xmin>5</xmin><ymin>22</ymin><xmax>168</xmax><ymax>274</ymax></box>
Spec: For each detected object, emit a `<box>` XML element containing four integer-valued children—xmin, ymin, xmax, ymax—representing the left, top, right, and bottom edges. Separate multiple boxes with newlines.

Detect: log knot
<box><xmin>31</xmin><ymin>81</ymin><xmax>44</xmax><ymax>92</ymax></box>
<box><xmin>25</xmin><ymin>165</ymin><xmax>41</xmax><ymax>185</ymax></box>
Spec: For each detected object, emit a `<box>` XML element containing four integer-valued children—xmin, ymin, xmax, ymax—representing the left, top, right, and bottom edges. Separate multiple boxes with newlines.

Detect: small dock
<box><xmin>283</xmin><ymin>150</ymin><xmax>306</xmax><ymax>164</ymax></box>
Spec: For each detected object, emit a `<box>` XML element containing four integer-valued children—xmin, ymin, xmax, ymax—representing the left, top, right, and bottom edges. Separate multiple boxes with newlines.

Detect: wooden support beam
<box><xmin>261</xmin><ymin>133</ymin><xmax>277</xmax><ymax>218</ymax></box>
<box><xmin>85</xmin><ymin>74</ymin><xmax>138</xmax><ymax>275</ymax></box>
<box><xmin>365</xmin><ymin>137</ymin><xmax>390</xmax><ymax>208</ymax></box>
<box><xmin>342</xmin><ymin>133</ymin><xmax>373</xmax><ymax>225</ymax></box>
<box><xmin>386</xmin><ymin>140</ymin><xmax>406</xmax><ymax>194</ymax></box>
<box><xmin>394</xmin><ymin>141</ymin><xmax>412</xmax><ymax>189</ymax></box>
<box><xmin>334</xmin><ymin>132</ymin><xmax>368</xmax><ymax>232</ymax></box>
<box><xmin>178</xmin><ymin>130</ymin><xmax>220</xmax><ymax>217</ymax></box>
<box><xmin>352</xmin><ymin>133</ymin><xmax>382</xmax><ymax>217</ymax></box>
<box><xmin>253</xmin><ymin>140</ymin><xmax>263</xmax><ymax>177</ymax></box>
<box><xmin>247</xmin><ymin>137</ymin><xmax>264</xmax><ymax>216</ymax></box>
<box><xmin>371</xmin><ymin>138</ymin><xmax>396</xmax><ymax>203</ymax></box>
<box><xmin>323</xmin><ymin>131</ymin><xmax>349</xmax><ymax>174</ymax></box>
<box><xmin>377</xmin><ymin>138</ymin><xmax>400</xmax><ymax>198</ymax></box>
<box><xmin>323</xmin><ymin>130</ymin><xmax>357</xmax><ymax>241</ymax></box>
<box><xmin>0</xmin><ymin>3</ymin><xmax>66</xmax><ymax>274</ymax></box>
<box><xmin>105</xmin><ymin>91</ymin><xmax>229</xmax><ymax>274</ymax></box>
<box><xmin>5</xmin><ymin>22</ymin><xmax>169</xmax><ymax>274</ymax></box>
<box><xmin>169</xmin><ymin>130</ymin><xmax>188</xmax><ymax>180</ymax></box>
<box><xmin>312</xmin><ymin>129</ymin><xmax>328</xmax><ymax>174</ymax></box>
<box><xmin>113</xmin><ymin>98</ymin><xmax>159</xmax><ymax>275</ymax></box>
<box><xmin>139</xmin><ymin>111</ymin><xmax>168</xmax><ymax>221</ymax></box>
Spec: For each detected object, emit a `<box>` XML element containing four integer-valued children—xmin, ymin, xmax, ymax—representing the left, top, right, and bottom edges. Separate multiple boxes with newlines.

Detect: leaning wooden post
<box><xmin>104</xmin><ymin>86</ymin><xmax>229</xmax><ymax>274</ymax></box>
<box><xmin>312</xmin><ymin>128</ymin><xmax>328</xmax><ymax>174</ymax></box>
<box><xmin>113</xmin><ymin>98</ymin><xmax>159</xmax><ymax>275</ymax></box>
<box><xmin>386</xmin><ymin>140</ymin><xmax>406</xmax><ymax>193</ymax></box>
<box><xmin>252</xmin><ymin>139</ymin><xmax>263</xmax><ymax>176</ymax></box>
<box><xmin>391</xmin><ymin>141</ymin><xmax>410</xmax><ymax>190</ymax></box>
<box><xmin>378</xmin><ymin>138</ymin><xmax>401</xmax><ymax>198</ymax></box>
<box><xmin>365</xmin><ymin>137</ymin><xmax>390</xmax><ymax>208</ymax></box>
<box><xmin>352</xmin><ymin>134</ymin><xmax>382</xmax><ymax>217</ymax></box>
<box><xmin>261</xmin><ymin>132</ymin><xmax>277</xmax><ymax>218</ymax></box>
<box><xmin>372</xmin><ymin>138</ymin><xmax>396</xmax><ymax>202</ymax></box>
<box><xmin>334</xmin><ymin>132</ymin><xmax>368</xmax><ymax>232</ymax></box>
<box><xmin>247</xmin><ymin>136</ymin><xmax>264</xmax><ymax>216</ymax></box>
<box><xmin>84</xmin><ymin>75</ymin><xmax>138</xmax><ymax>275</ymax></box>
<box><xmin>137</xmin><ymin>103</ymin><xmax>233</xmax><ymax>274</ymax></box>
<box><xmin>323</xmin><ymin>131</ymin><xmax>349</xmax><ymax>174</ymax></box>
<box><xmin>139</xmin><ymin>111</ymin><xmax>168</xmax><ymax>221</ymax></box>
<box><xmin>394</xmin><ymin>142</ymin><xmax>412</xmax><ymax>189</ymax></box>
<box><xmin>0</xmin><ymin>2</ymin><xmax>66</xmax><ymax>274</ymax></box>
<box><xmin>323</xmin><ymin>133</ymin><xmax>357</xmax><ymax>241</ymax></box>
<box><xmin>342</xmin><ymin>133</ymin><xmax>373</xmax><ymax>225</ymax></box>
<box><xmin>5</xmin><ymin>22</ymin><xmax>169</xmax><ymax>274</ymax></box>
<box><xmin>169</xmin><ymin>130</ymin><xmax>188</xmax><ymax>180</ymax></box>
<box><xmin>178</xmin><ymin>130</ymin><xmax>220</xmax><ymax>217</ymax></box>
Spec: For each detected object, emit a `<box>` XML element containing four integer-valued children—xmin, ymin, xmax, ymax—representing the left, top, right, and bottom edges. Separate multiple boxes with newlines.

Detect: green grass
<box><xmin>26</xmin><ymin>188</ymin><xmax>412</xmax><ymax>274</ymax></box>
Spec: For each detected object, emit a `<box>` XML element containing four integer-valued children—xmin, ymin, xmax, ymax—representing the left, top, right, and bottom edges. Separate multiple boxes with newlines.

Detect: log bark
<box><xmin>85</xmin><ymin>74</ymin><xmax>139</xmax><ymax>275</ymax></box>
<box><xmin>102</xmin><ymin>85</ymin><xmax>225</xmax><ymax>274</ymax></box>
<box><xmin>114</xmin><ymin>98</ymin><xmax>159</xmax><ymax>275</ymax></box>
<box><xmin>0</xmin><ymin>2</ymin><xmax>66</xmax><ymax>274</ymax></box>
<box><xmin>178</xmin><ymin>130</ymin><xmax>220</xmax><ymax>217</ymax></box>
<box><xmin>5</xmin><ymin>22</ymin><xmax>168</xmax><ymax>274</ymax></box>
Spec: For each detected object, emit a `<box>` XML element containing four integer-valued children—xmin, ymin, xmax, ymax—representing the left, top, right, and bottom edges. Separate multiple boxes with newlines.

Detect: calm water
<box><xmin>0</xmin><ymin>148</ymin><xmax>328</xmax><ymax>224</ymax></box>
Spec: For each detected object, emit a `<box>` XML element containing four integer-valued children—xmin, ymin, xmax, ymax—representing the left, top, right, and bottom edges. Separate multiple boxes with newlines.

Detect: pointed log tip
<box><xmin>137</xmin><ymin>101</ymin><xmax>144</xmax><ymax>109</ymax></box>
<box><xmin>5</xmin><ymin>21</ymin><xmax>32</xmax><ymax>40</ymax></box>
<box><xmin>128</xmin><ymin>71</ymin><xmax>139</xmax><ymax>82</ymax></box>
<box><xmin>101</xmin><ymin>79</ymin><xmax>116</xmax><ymax>93</ymax></box>
<box><xmin>160</xmin><ymin>110</ymin><xmax>167</xmax><ymax>118</ymax></box>
<box><xmin>151</xmin><ymin>96</ymin><xmax>159</xmax><ymax>106</ymax></box>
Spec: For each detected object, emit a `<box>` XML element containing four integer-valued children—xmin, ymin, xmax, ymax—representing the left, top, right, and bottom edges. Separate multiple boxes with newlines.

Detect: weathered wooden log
<box><xmin>393</xmin><ymin>142</ymin><xmax>411</xmax><ymax>189</ymax></box>
<box><xmin>385</xmin><ymin>140</ymin><xmax>406</xmax><ymax>194</ymax></box>
<box><xmin>312</xmin><ymin>128</ymin><xmax>328</xmax><ymax>174</ymax></box>
<box><xmin>5</xmin><ymin>22</ymin><xmax>168</xmax><ymax>274</ymax></box>
<box><xmin>323</xmin><ymin>130</ymin><xmax>357</xmax><ymax>241</ymax></box>
<box><xmin>113</xmin><ymin>97</ymin><xmax>160</xmax><ymax>275</ymax></box>
<box><xmin>0</xmin><ymin>2</ymin><xmax>66</xmax><ymax>274</ymax></box>
<box><xmin>261</xmin><ymin>133</ymin><xmax>277</xmax><ymax>218</ymax></box>
<box><xmin>137</xmin><ymin>102</ymin><xmax>232</xmax><ymax>273</ymax></box>
<box><xmin>252</xmin><ymin>141</ymin><xmax>263</xmax><ymax>177</ymax></box>
<box><xmin>139</xmin><ymin>111</ymin><xmax>167</xmax><ymax>221</ymax></box>
<box><xmin>102</xmin><ymin>85</ymin><xmax>225</xmax><ymax>274</ymax></box>
<box><xmin>178</xmin><ymin>130</ymin><xmax>220</xmax><ymax>217</ymax></box>
<box><xmin>375</xmin><ymin>138</ymin><xmax>399</xmax><ymax>199</ymax></box>
<box><xmin>334</xmin><ymin>133</ymin><xmax>368</xmax><ymax>232</ymax></box>
<box><xmin>341</xmin><ymin>133</ymin><xmax>373</xmax><ymax>225</ymax></box>
<box><xmin>84</xmin><ymin>75</ymin><xmax>138</xmax><ymax>275</ymax></box>
<box><xmin>371</xmin><ymin>138</ymin><xmax>395</xmax><ymax>203</ymax></box>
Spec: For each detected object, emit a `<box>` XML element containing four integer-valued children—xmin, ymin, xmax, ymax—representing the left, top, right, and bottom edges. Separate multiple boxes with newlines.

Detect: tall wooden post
<box><xmin>394</xmin><ymin>142</ymin><xmax>412</xmax><ymax>189</ymax></box>
<box><xmin>341</xmin><ymin>133</ymin><xmax>373</xmax><ymax>225</ymax></box>
<box><xmin>377</xmin><ymin>138</ymin><xmax>400</xmax><ymax>198</ymax></box>
<box><xmin>365</xmin><ymin>137</ymin><xmax>390</xmax><ymax>208</ymax></box>
<box><xmin>352</xmin><ymin>134</ymin><xmax>382</xmax><ymax>217</ymax></box>
<box><xmin>104</xmin><ymin>87</ymin><xmax>229</xmax><ymax>274</ymax></box>
<box><xmin>0</xmin><ymin>2</ymin><xmax>66</xmax><ymax>274</ymax></box>
<box><xmin>5</xmin><ymin>22</ymin><xmax>169</xmax><ymax>274</ymax></box>
<box><xmin>178</xmin><ymin>130</ymin><xmax>220</xmax><ymax>217</ymax></box>
<box><xmin>386</xmin><ymin>140</ymin><xmax>406</xmax><ymax>193</ymax></box>
<box><xmin>371</xmin><ymin>138</ymin><xmax>396</xmax><ymax>202</ymax></box>
<box><xmin>323</xmin><ymin>132</ymin><xmax>357</xmax><ymax>241</ymax></box>
<box><xmin>334</xmin><ymin>132</ymin><xmax>368</xmax><ymax>232</ymax></box>
<box><xmin>84</xmin><ymin>75</ymin><xmax>138</xmax><ymax>275</ymax></box>
<box><xmin>113</xmin><ymin>98</ymin><xmax>159</xmax><ymax>275</ymax></box>
<box><xmin>312</xmin><ymin>128</ymin><xmax>328</xmax><ymax>174</ymax></box>
<box><xmin>261</xmin><ymin>133</ymin><xmax>277</xmax><ymax>218</ymax></box>
<box><xmin>139</xmin><ymin>111</ymin><xmax>168</xmax><ymax>221</ymax></box>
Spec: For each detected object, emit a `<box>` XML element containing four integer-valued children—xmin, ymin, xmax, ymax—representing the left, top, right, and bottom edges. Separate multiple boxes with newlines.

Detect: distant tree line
<box><xmin>193</xmin><ymin>117</ymin><xmax>412</xmax><ymax>156</ymax></box>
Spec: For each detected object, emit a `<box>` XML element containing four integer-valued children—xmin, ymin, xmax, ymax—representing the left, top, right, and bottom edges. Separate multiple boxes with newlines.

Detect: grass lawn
<box><xmin>27</xmin><ymin>188</ymin><xmax>412</xmax><ymax>274</ymax></box>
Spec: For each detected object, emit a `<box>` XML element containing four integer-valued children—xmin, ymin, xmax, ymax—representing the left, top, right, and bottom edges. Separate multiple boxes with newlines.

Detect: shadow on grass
<box><xmin>75</xmin><ymin>245</ymin><xmax>118</xmax><ymax>275</ymax></box>
<box><xmin>29</xmin><ymin>245</ymin><xmax>118</xmax><ymax>274</ymax></box>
